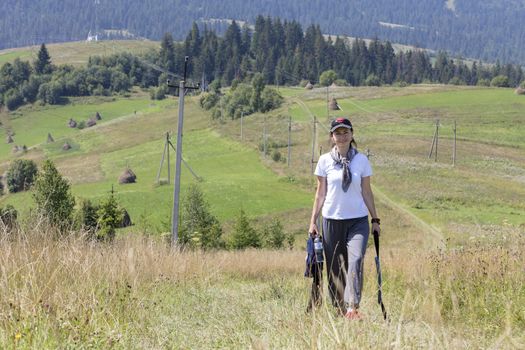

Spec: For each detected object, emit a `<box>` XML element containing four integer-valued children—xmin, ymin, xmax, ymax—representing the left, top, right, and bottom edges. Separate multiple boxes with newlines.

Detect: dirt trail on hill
<box><xmin>372</xmin><ymin>184</ymin><xmax>445</xmax><ymax>250</ymax></box>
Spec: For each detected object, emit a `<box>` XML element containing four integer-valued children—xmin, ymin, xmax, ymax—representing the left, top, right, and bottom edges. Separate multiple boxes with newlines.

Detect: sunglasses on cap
<box><xmin>330</xmin><ymin>118</ymin><xmax>353</xmax><ymax>133</ymax></box>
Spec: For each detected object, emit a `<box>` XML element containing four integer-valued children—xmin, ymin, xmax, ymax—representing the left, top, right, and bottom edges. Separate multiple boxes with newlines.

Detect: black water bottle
<box><xmin>314</xmin><ymin>235</ymin><xmax>324</xmax><ymax>263</ymax></box>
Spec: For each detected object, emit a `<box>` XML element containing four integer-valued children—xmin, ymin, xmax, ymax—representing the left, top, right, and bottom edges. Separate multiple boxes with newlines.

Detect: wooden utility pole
<box><xmin>453</xmin><ymin>120</ymin><xmax>457</xmax><ymax>166</ymax></box>
<box><xmin>326</xmin><ymin>86</ymin><xmax>329</xmax><ymax>119</ymax></box>
<box><xmin>311</xmin><ymin>116</ymin><xmax>317</xmax><ymax>174</ymax></box>
<box><xmin>263</xmin><ymin>115</ymin><xmax>267</xmax><ymax>158</ymax></box>
<box><xmin>428</xmin><ymin>119</ymin><xmax>440</xmax><ymax>161</ymax></box>
<box><xmin>435</xmin><ymin>119</ymin><xmax>439</xmax><ymax>162</ymax></box>
<box><xmin>287</xmin><ymin>116</ymin><xmax>291</xmax><ymax>167</ymax></box>
<box><xmin>240</xmin><ymin>111</ymin><xmax>244</xmax><ymax>141</ymax></box>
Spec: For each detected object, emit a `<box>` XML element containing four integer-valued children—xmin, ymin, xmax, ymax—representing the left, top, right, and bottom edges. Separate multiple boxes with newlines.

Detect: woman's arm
<box><xmin>361</xmin><ymin>176</ymin><xmax>381</xmax><ymax>235</ymax></box>
<box><xmin>309</xmin><ymin>176</ymin><xmax>327</xmax><ymax>236</ymax></box>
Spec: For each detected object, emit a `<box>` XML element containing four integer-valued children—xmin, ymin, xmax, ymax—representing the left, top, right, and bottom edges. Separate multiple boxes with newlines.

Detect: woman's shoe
<box><xmin>344</xmin><ymin>309</ymin><xmax>363</xmax><ymax>320</ymax></box>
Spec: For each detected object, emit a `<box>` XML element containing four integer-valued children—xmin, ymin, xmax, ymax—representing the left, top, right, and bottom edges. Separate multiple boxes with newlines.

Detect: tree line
<box><xmin>1</xmin><ymin>0</ymin><xmax>524</xmax><ymax>64</ymax></box>
<box><xmin>2</xmin><ymin>17</ymin><xmax>525</xmax><ymax>111</ymax></box>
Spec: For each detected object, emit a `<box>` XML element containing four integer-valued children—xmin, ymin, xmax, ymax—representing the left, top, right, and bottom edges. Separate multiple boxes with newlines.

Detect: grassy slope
<box><xmin>0</xmin><ymin>91</ymin><xmax>312</xmax><ymax>231</ymax></box>
<box><xmin>1</xmin><ymin>81</ymin><xmax>524</xmax><ymax>348</ymax></box>
<box><xmin>0</xmin><ymin>40</ymin><xmax>159</xmax><ymax>67</ymax></box>
<box><xmin>283</xmin><ymin>86</ymin><xmax>525</xmax><ymax>239</ymax></box>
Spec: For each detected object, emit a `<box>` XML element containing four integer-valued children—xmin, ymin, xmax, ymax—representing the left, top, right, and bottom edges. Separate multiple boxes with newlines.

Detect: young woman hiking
<box><xmin>308</xmin><ymin>117</ymin><xmax>381</xmax><ymax>320</ymax></box>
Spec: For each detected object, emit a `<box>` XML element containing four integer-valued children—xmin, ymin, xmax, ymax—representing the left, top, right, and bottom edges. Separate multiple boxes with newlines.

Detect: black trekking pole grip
<box><xmin>373</xmin><ymin>230</ymin><xmax>380</xmax><ymax>257</ymax></box>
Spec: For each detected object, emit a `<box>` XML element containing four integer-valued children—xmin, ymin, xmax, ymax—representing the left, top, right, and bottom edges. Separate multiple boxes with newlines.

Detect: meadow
<box><xmin>0</xmin><ymin>78</ymin><xmax>524</xmax><ymax>348</ymax></box>
<box><xmin>0</xmin><ymin>40</ymin><xmax>159</xmax><ymax>67</ymax></box>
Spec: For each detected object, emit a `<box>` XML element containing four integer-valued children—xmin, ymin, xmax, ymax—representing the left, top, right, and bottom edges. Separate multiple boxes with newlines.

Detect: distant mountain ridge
<box><xmin>1</xmin><ymin>0</ymin><xmax>524</xmax><ymax>64</ymax></box>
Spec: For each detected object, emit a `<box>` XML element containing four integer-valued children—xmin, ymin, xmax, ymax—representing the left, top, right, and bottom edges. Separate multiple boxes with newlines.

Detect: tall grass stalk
<box><xmin>1</xmin><ymin>221</ymin><xmax>524</xmax><ymax>348</ymax></box>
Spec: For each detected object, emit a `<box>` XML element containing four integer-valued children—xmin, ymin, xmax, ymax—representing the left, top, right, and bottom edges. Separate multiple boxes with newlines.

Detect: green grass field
<box><xmin>0</xmin><ymin>40</ymin><xmax>159</xmax><ymax>67</ymax></box>
<box><xmin>1</xmin><ymin>77</ymin><xmax>524</xmax><ymax>348</ymax></box>
<box><xmin>2</xmin><ymin>84</ymin><xmax>524</xmax><ymax>237</ymax></box>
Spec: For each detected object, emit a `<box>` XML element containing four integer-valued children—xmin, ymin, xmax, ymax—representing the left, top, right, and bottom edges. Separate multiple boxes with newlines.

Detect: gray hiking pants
<box><xmin>322</xmin><ymin>216</ymin><xmax>369</xmax><ymax>311</ymax></box>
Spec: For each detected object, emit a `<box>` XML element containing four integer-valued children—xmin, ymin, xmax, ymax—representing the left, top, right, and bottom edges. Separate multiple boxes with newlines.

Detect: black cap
<box><xmin>330</xmin><ymin>117</ymin><xmax>353</xmax><ymax>133</ymax></box>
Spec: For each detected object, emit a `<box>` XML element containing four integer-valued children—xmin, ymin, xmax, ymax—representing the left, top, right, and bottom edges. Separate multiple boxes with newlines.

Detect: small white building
<box><xmin>86</xmin><ymin>30</ymin><xmax>98</xmax><ymax>42</ymax></box>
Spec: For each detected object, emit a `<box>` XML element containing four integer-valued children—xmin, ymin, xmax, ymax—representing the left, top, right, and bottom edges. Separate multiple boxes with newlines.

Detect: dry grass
<box><xmin>1</xmin><ymin>219</ymin><xmax>524</xmax><ymax>349</ymax></box>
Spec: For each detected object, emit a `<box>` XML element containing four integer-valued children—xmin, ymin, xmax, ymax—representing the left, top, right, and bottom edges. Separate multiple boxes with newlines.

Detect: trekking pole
<box><xmin>373</xmin><ymin>230</ymin><xmax>388</xmax><ymax>320</ymax></box>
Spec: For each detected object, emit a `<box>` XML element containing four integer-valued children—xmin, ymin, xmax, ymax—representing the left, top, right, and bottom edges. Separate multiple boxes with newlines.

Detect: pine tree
<box><xmin>96</xmin><ymin>192</ymin><xmax>122</xmax><ymax>241</ymax></box>
<box><xmin>264</xmin><ymin>219</ymin><xmax>286</xmax><ymax>249</ymax></box>
<box><xmin>32</xmin><ymin>160</ymin><xmax>75</xmax><ymax>229</ymax></box>
<box><xmin>179</xmin><ymin>184</ymin><xmax>224</xmax><ymax>249</ymax></box>
<box><xmin>34</xmin><ymin>43</ymin><xmax>52</xmax><ymax>74</ymax></box>
<box><xmin>250</xmin><ymin>73</ymin><xmax>265</xmax><ymax>111</ymax></box>
<box><xmin>230</xmin><ymin>209</ymin><xmax>260</xmax><ymax>249</ymax></box>
<box><xmin>159</xmin><ymin>33</ymin><xmax>176</xmax><ymax>74</ymax></box>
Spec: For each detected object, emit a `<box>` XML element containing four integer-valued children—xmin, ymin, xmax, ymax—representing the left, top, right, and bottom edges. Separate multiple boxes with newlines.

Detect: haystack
<box><xmin>119</xmin><ymin>209</ymin><xmax>132</xmax><ymax>228</ymax></box>
<box><xmin>515</xmin><ymin>87</ymin><xmax>525</xmax><ymax>95</ymax></box>
<box><xmin>305</xmin><ymin>82</ymin><xmax>313</xmax><ymax>90</ymax></box>
<box><xmin>119</xmin><ymin>168</ymin><xmax>137</xmax><ymax>184</ymax></box>
<box><xmin>47</xmin><ymin>133</ymin><xmax>54</xmax><ymax>143</ymax></box>
<box><xmin>68</xmin><ymin>118</ymin><xmax>77</xmax><ymax>128</ymax></box>
<box><xmin>95</xmin><ymin>111</ymin><xmax>102</xmax><ymax>120</ymax></box>
<box><xmin>63</xmin><ymin>142</ymin><xmax>71</xmax><ymax>151</ymax></box>
<box><xmin>86</xmin><ymin>118</ymin><xmax>97</xmax><ymax>127</ymax></box>
<box><xmin>330</xmin><ymin>82</ymin><xmax>338</xmax><ymax>88</ymax></box>
<box><xmin>6</xmin><ymin>135</ymin><xmax>13</xmax><ymax>144</ymax></box>
<box><xmin>329</xmin><ymin>97</ymin><xmax>341</xmax><ymax>110</ymax></box>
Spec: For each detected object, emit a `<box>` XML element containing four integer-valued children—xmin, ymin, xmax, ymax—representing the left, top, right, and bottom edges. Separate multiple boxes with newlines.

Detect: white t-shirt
<box><xmin>314</xmin><ymin>151</ymin><xmax>372</xmax><ymax>220</ymax></box>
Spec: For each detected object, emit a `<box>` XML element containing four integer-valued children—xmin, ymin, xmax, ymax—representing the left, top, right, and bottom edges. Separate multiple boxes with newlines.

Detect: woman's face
<box><xmin>331</xmin><ymin>127</ymin><xmax>353</xmax><ymax>146</ymax></box>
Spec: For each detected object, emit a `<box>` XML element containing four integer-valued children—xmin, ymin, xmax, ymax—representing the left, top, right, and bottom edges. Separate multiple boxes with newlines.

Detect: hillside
<box><xmin>1</xmin><ymin>83</ymin><xmax>523</xmax><ymax>233</ymax></box>
<box><xmin>1</xmin><ymin>83</ymin><xmax>524</xmax><ymax>348</ymax></box>
<box><xmin>1</xmin><ymin>1</ymin><xmax>524</xmax><ymax>64</ymax></box>
<box><xmin>0</xmin><ymin>40</ymin><xmax>159</xmax><ymax>67</ymax></box>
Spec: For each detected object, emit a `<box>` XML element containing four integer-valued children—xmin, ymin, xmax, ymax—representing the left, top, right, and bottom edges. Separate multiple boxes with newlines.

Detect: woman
<box><xmin>309</xmin><ymin>117</ymin><xmax>380</xmax><ymax>320</ymax></box>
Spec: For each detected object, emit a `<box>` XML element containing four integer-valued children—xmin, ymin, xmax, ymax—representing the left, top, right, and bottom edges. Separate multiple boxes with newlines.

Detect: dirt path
<box><xmin>372</xmin><ymin>184</ymin><xmax>445</xmax><ymax>250</ymax></box>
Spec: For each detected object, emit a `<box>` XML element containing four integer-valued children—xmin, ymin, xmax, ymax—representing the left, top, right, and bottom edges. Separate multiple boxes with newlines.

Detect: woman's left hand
<box><xmin>372</xmin><ymin>222</ymin><xmax>381</xmax><ymax>236</ymax></box>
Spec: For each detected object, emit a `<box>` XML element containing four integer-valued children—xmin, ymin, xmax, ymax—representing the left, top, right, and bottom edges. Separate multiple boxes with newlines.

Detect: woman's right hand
<box><xmin>308</xmin><ymin>223</ymin><xmax>318</xmax><ymax>237</ymax></box>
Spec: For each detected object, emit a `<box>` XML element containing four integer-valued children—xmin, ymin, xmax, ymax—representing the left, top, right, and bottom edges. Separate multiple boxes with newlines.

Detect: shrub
<box><xmin>0</xmin><ymin>204</ymin><xmax>18</xmax><ymax>230</ymax></box>
<box><xmin>208</xmin><ymin>79</ymin><xmax>222</xmax><ymax>94</ymax></box>
<box><xmin>365</xmin><ymin>74</ymin><xmax>381</xmax><ymax>86</ymax></box>
<box><xmin>394</xmin><ymin>81</ymin><xmax>409</xmax><ymax>87</ymax></box>
<box><xmin>96</xmin><ymin>193</ymin><xmax>122</xmax><ymax>241</ymax></box>
<box><xmin>179</xmin><ymin>184</ymin><xmax>224</xmax><ymax>249</ymax></box>
<box><xmin>271</xmin><ymin>150</ymin><xmax>282</xmax><ymax>162</ymax></box>
<box><xmin>319</xmin><ymin>70</ymin><xmax>338</xmax><ymax>87</ymax></box>
<box><xmin>199</xmin><ymin>92</ymin><xmax>220</xmax><ymax>110</ymax></box>
<box><xmin>32</xmin><ymin>160</ymin><xmax>75</xmax><ymax>229</ymax></box>
<box><xmin>260</xmin><ymin>87</ymin><xmax>284</xmax><ymax>113</ymax></box>
<box><xmin>477</xmin><ymin>79</ymin><xmax>490</xmax><ymax>87</ymax></box>
<box><xmin>448</xmin><ymin>77</ymin><xmax>465</xmax><ymax>86</ymax></box>
<box><xmin>74</xmin><ymin>199</ymin><xmax>100</xmax><ymax>232</ymax></box>
<box><xmin>223</xmin><ymin>84</ymin><xmax>253</xmax><ymax>119</ymax></box>
<box><xmin>264</xmin><ymin>219</ymin><xmax>286</xmax><ymax>249</ymax></box>
<box><xmin>150</xmin><ymin>85</ymin><xmax>167</xmax><ymax>100</ymax></box>
<box><xmin>4</xmin><ymin>88</ymin><xmax>24</xmax><ymax>110</ymax></box>
<box><xmin>6</xmin><ymin>159</ymin><xmax>38</xmax><ymax>193</ymax></box>
<box><xmin>490</xmin><ymin>75</ymin><xmax>509</xmax><ymax>87</ymax></box>
<box><xmin>230</xmin><ymin>209</ymin><xmax>260</xmax><ymax>249</ymax></box>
